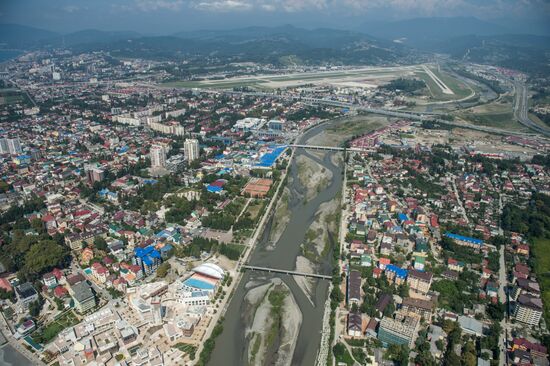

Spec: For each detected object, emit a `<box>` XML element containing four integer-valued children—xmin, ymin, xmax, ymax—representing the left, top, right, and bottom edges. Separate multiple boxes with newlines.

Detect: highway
<box><xmin>190</xmin><ymin>88</ymin><xmax>543</xmax><ymax>138</ymax></box>
<box><xmin>513</xmin><ymin>82</ymin><xmax>550</xmax><ymax>137</ymax></box>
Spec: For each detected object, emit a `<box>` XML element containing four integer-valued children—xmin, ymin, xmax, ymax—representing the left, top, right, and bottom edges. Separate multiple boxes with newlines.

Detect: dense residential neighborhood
<box><xmin>330</xmin><ymin>122</ymin><xmax>550</xmax><ymax>365</ymax></box>
<box><xmin>0</xmin><ymin>26</ymin><xmax>550</xmax><ymax>366</ymax></box>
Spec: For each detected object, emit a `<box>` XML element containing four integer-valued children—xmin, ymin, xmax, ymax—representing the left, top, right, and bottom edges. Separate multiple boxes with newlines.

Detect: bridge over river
<box><xmin>242</xmin><ymin>265</ymin><xmax>332</xmax><ymax>280</ymax></box>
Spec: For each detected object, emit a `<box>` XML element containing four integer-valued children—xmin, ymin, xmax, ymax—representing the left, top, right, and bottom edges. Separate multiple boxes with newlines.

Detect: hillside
<box><xmin>73</xmin><ymin>26</ymin><xmax>412</xmax><ymax>66</ymax></box>
<box><xmin>361</xmin><ymin>17</ymin><xmax>510</xmax><ymax>48</ymax></box>
<box><xmin>433</xmin><ymin>34</ymin><xmax>550</xmax><ymax>76</ymax></box>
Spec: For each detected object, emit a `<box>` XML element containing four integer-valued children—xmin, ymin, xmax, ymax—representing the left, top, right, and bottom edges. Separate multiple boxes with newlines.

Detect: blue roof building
<box><xmin>398</xmin><ymin>213</ymin><xmax>408</xmax><ymax>223</ymax></box>
<box><xmin>206</xmin><ymin>185</ymin><xmax>223</xmax><ymax>193</ymax></box>
<box><xmin>133</xmin><ymin>246</ymin><xmax>162</xmax><ymax>275</ymax></box>
<box><xmin>386</xmin><ymin>264</ymin><xmax>408</xmax><ymax>280</ymax></box>
<box><xmin>445</xmin><ymin>233</ymin><xmax>484</xmax><ymax>248</ymax></box>
<box><xmin>256</xmin><ymin>145</ymin><xmax>287</xmax><ymax>168</ymax></box>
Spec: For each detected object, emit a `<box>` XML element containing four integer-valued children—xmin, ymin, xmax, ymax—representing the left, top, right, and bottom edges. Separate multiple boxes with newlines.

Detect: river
<box><xmin>208</xmin><ymin>120</ymin><xmax>344</xmax><ymax>366</ymax></box>
<box><xmin>0</xmin><ymin>344</ymin><xmax>34</xmax><ymax>366</ymax></box>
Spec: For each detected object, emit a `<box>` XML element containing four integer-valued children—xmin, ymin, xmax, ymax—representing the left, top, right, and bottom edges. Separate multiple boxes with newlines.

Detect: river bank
<box><xmin>208</xmin><ymin>115</ymin><xmax>386</xmax><ymax>366</ymax></box>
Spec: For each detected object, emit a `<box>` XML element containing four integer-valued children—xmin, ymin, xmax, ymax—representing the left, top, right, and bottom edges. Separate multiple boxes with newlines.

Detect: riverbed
<box><xmin>208</xmin><ymin>120</ymin><xmax>346</xmax><ymax>366</ymax></box>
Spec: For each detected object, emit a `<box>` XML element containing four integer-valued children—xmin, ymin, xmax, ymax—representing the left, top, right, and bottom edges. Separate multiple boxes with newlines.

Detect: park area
<box><xmin>32</xmin><ymin>310</ymin><xmax>80</xmax><ymax>344</ymax></box>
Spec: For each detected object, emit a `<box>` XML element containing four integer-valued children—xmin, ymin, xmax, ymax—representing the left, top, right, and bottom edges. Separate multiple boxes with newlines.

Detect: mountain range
<box><xmin>0</xmin><ymin>19</ymin><xmax>549</xmax><ymax>74</ymax></box>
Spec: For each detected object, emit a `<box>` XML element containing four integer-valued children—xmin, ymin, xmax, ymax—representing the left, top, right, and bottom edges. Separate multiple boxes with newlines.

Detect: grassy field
<box><xmin>459</xmin><ymin>112</ymin><xmax>526</xmax><ymax>130</ymax></box>
<box><xmin>334</xmin><ymin>343</ymin><xmax>355</xmax><ymax>366</ymax></box>
<box><xmin>528</xmin><ymin>113</ymin><xmax>550</xmax><ymax>129</ymax></box>
<box><xmin>431</xmin><ymin>68</ymin><xmax>472</xmax><ymax>98</ymax></box>
<box><xmin>245</xmin><ymin>199</ymin><xmax>266</xmax><ymax>222</ymax></box>
<box><xmin>325</xmin><ymin>114</ymin><xmax>389</xmax><ymax>142</ymax></box>
<box><xmin>532</xmin><ymin>238</ymin><xmax>550</xmax><ymax>326</ymax></box>
<box><xmin>415</xmin><ymin>69</ymin><xmax>472</xmax><ymax>101</ymax></box>
<box><xmin>416</xmin><ymin>72</ymin><xmax>448</xmax><ymax>100</ymax></box>
<box><xmin>173</xmin><ymin>343</ymin><xmax>197</xmax><ymax>359</ymax></box>
<box><xmin>226</xmin><ymin>243</ymin><xmax>246</xmax><ymax>254</ymax></box>
<box><xmin>456</xmin><ymin>98</ymin><xmax>529</xmax><ymax>131</ymax></box>
<box><xmin>0</xmin><ymin>89</ymin><xmax>31</xmax><ymax>106</ymax></box>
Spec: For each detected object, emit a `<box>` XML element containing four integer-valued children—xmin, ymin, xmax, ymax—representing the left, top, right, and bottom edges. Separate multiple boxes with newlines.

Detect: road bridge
<box><xmin>290</xmin><ymin>144</ymin><xmax>364</xmax><ymax>152</ymax></box>
<box><xmin>242</xmin><ymin>265</ymin><xmax>332</xmax><ymax>280</ymax></box>
<box><xmin>290</xmin><ymin>144</ymin><xmax>344</xmax><ymax>151</ymax></box>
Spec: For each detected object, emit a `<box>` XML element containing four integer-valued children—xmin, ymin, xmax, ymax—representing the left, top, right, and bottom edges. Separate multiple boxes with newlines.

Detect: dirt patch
<box><xmin>296</xmin><ymin>155</ymin><xmax>332</xmax><ymax>202</ymax></box>
<box><xmin>267</xmin><ymin>187</ymin><xmax>291</xmax><ymax>250</ymax></box>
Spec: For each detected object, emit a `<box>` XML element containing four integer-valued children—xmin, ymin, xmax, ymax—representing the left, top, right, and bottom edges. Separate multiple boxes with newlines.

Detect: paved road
<box><xmin>513</xmin><ymin>82</ymin><xmax>550</xmax><ymax>137</ymax></box>
<box><xmin>449</xmin><ymin>174</ymin><xmax>469</xmax><ymax>224</ymax></box>
<box><xmin>497</xmin><ymin>194</ymin><xmax>508</xmax><ymax>366</ymax></box>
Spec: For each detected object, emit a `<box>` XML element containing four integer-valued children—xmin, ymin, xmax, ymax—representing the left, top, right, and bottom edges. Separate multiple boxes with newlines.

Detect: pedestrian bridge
<box><xmin>242</xmin><ymin>265</ymin><xmax>332</xmax><ymax>280</ymax></box>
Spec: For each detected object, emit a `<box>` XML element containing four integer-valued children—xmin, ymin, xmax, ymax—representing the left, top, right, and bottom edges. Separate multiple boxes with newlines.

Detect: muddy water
<box><xmin>208</xmin><ymin>121</ymin><xmax>343</xmax><ymax>366</ymax></box>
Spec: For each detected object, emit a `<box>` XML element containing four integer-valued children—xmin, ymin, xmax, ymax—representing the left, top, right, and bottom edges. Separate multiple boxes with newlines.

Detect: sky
<box><xmin>1</xmin><ymin>0</ymin><xmax>549</xmax><ymax>34</ymax></box>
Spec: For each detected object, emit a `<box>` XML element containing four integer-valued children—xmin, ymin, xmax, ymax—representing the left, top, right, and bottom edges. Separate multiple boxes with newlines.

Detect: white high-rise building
<box><xmin>0</xmin><ymin>139</ymin><xmax>8</xmax><ymax>154</ymax></box>
<box><xmin>7</xmin><ymin>138</ymin><xmax>22</xmax><ymax>155</ymax></box>
<box><xmin>150</xmin><ymin>145</ymin><xmax>166</xmax><ymax>168</ymax></box>
<box><xmin>184</xmin><ymin>139</ymin><xmax>199</xmax><ymax>162</ymax></box>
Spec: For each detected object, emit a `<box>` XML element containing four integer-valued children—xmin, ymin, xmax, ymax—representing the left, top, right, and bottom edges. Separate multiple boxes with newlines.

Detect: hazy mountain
<box><xmin>174</xmin><ymin>25</ymin><xmax>395</xmax><ymax>49</ymax></box>
<box><xmin>60</xmin><ymin>30</ymin><xmax>141</xmax><ymax>47</ymax></box>
<box><xmin>361</xmin><ymin>17</ymin><xmax>510</xmax><ymax>48</ymax></box>
<box><xmin>0</xmin><ymin>24</ymin><xmax>141</xmax><ymax>49</ymax></box>
<box><xmin>434</xmin><ymin>34</ymin><xmax>550</xmax><ymax>75</ymax></box>
<box><xmin>0</xmin><ymin>23</ymin><xmax>59</xmax><ymax>48</ymax></box>
<box><xmin>73</xmin><ymin>26</ymin><xmax>411</xmax><ymax>66</ymax></box>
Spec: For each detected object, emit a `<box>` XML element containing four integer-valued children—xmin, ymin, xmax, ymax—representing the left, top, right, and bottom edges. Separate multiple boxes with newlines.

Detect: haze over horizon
<box><xmin>1</xmin><ymin>0</ymin><xmax>549</xmax><ymax>35</ymax></box>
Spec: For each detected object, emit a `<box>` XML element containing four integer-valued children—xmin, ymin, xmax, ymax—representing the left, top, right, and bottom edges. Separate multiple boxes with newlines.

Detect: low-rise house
<box><xmin>347</xmin><ymin>312</ymin><xmax>362</xmax><ymax>337</ymax></box>
<box><xmin>347</xmin><ymin>270</ymin><xmax>361</xmax><ymax>304</ymax></box>
<box><xmin>15</xmin><ymin>283</ymin><xmax>39</xmax><ymax>310</ymax></box>
<box><xmin>42</xmin><ymin>272</ymin><xmax>57</xmax><ymax>289</ymax></box>
<box><xmin>401</xmin><ymin>297</ymin><xmax>433</xmax><ymax>320</ymax></box>
<box><xmin>447</xmin><ymin>258</ymin><xmax>465</xmax><ymax>272</ymax></box>
<box><xmin>458</xmin><ymin>315</ymin><xmax>483</xmax><ymax>337</ymax></box>
<box><xmin>407</xmin><ymin>269</ymin><xmax>433</xmax><ymax>295</ymax></box>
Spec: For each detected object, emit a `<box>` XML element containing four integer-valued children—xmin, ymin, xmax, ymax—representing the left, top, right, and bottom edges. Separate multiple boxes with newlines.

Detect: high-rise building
<box><xmin>514</xmin><ymin>294</ymin><xmax>543</xmax><ymax>326</ymax></box>
<box><xmin>7</xmin><ymin>138</ymin><xmax>22</xmax><ymax>155</ymax></box>
<box><xmin>86</xmin><ymin>167</ymin><xmax>105</xmax><ymax>184</ymax></box>
<box><xmin>0</xmin><ymin>138</ymin><xmax>8</xmax><ymax>154</ymax></box>
<box><xmin>150</xmin><ymin>145</ymin><xmax>167</xmax><ymax>168</ymax></box>
<box><xmin>377</xmin><ymin>312</ymin><xmax>419</xmax><ymax>347</ymax></box>
<box><xmin>184</xmin><ymin>139</ymin><xmax>199</xmax><ymax>162</ymax></box>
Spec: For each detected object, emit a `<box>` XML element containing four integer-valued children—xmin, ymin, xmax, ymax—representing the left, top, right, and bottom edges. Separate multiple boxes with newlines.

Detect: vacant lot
<box><xmin>305</xmin><ymin>114</ymin><xmax>392</xmax><ymax>147</ymax></box>
<box><xmin>456</xmin><ymin>96</ymin><xmax>530</xmax><ymax>132</ymax></box>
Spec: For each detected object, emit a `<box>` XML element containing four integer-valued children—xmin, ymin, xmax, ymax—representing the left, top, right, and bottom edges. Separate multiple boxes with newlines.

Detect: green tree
<box><xmin>20</xmin><ymin>240</ymin><xmax>68</xmax><ymax>280</ymax></box>
<box><xmin>156</xmin><ymin>262</ymin><xmax>172</xmax><ymax>278</ymax></box>
<box><xmin>93</xmin><ymin>236</ymin><xmax>108</xmax><ymax>251</ymax></box>
<box><xmin>28</xmin><ymin>299</ymin><xmax>43</xmax><ymax>317</ymax></box>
